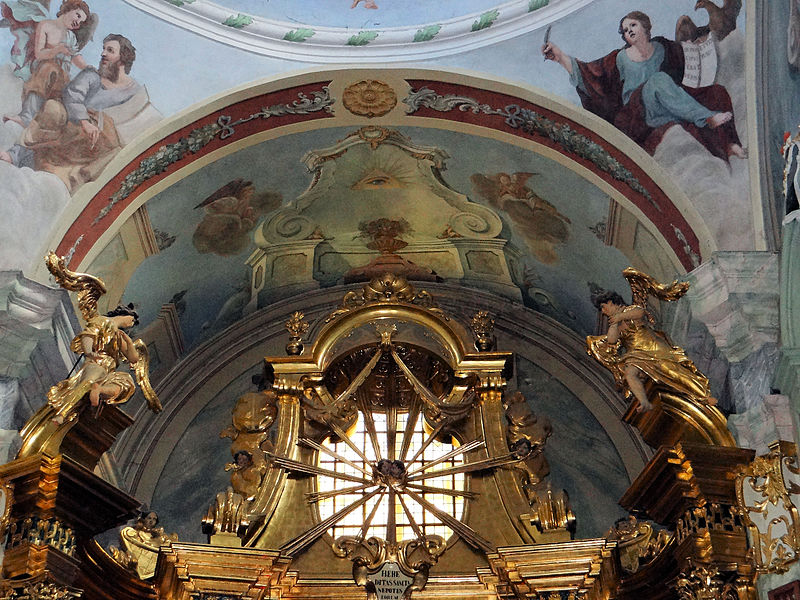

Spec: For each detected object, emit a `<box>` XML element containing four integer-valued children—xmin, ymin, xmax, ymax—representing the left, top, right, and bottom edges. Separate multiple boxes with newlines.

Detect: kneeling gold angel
<box><xmin>587</xmin><ymin>268</ymin><xmax>716</xmax><ymax>412</ymax></box>
<box><xmin>45</xmin><ymin>252</ymin><xmax>162</xmax><ymax>424</ymax></box>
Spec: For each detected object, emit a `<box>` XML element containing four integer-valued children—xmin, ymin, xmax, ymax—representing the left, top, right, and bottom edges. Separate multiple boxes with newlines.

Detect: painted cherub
<box><xmin>44</xmin><ymin>252</ymin><xmax>161</xmax><ymax>425</ymax></box>
<box><xmin>587</xmin><ymin>268</ymin><xmax>717</xmax><ymax>412</ymax></box>
<box><xmin>192</xmin><ymin>178</ymin><xmax>282</xmax><ymax>256</ymax></box>
<box><xmin>1</xmin><ymin>0</ymin><xmax>98</xmax><ymax>125</ymax></box>
<box><xmin>470</xmin><ymin>171</ymin><xmax>571</xmax><ymax>264</ymax></box>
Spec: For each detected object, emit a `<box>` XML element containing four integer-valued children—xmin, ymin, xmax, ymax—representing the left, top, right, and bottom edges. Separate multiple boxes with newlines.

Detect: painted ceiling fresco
<box><xmin>0</xmin><ymin>0</ymin><xmax>757</xmax><ymax>268</ymax></box>
<box><xmin>92</xmin><ymin>125</ymin><xmax>644</xmax><ymax>351</ymax></box>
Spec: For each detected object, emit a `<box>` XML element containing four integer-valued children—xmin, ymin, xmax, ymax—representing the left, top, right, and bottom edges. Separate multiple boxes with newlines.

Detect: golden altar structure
<box><xmin>0</xmin><ymin>269</ymin><xmax>783</xmax><ymax>600</ymax></box>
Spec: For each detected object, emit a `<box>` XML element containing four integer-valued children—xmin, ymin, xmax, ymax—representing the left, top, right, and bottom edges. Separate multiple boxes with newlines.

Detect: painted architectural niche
<box><xmin>246</xmin><ymin>127</ymin><xmax>519</xmax><ymax>309</ymax></box>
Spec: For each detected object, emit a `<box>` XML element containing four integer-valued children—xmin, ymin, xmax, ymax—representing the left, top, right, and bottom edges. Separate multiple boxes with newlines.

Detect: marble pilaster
<box><xmin>0</xmin><ymin>271</ymin><xmax>79</xmax><ymax>431</ymax></box>
<box><xmin>776</xmin><ymin>213</ymin><xmax>800</xmax><ymax>413</ymax></box>
<box><xmin>685</xmin><ymin>252</ymin><xmax>779</xmax><ymax>364</ymax></box>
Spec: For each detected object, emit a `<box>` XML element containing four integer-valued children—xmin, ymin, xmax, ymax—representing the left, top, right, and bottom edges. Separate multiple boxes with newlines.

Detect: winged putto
<box><xmin>1</xmin><ymin>0</ymin><xmax>98</xmax><ymax>126</ymax></box>
<box><xmin>44</xmin><ymin>252</ymin><xmax>161</xmax><ymax>425</ymax></box>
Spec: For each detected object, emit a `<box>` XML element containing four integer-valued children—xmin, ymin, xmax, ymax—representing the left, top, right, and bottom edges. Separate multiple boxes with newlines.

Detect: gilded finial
<box><xmin>285</xmin><ymin>311</ymin><xmax>309</xmax><ymax>356</ymax></box>
<box><xmin>470</xmin><ymin>310</ymin><xmax>495</xmax><ymax>352</ymax></box>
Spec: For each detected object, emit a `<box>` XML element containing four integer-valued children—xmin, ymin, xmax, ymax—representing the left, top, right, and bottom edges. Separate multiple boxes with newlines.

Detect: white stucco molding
<box><xmin>121</xmin><ymin>0</ymin><xmax>593</xmax><ymax>63</ymax></box>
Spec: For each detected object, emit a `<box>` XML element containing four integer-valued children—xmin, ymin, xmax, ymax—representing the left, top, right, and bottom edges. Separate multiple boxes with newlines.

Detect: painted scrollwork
<box><xmin>257</xmin><ymin>208</ymin><xmax>320</xmax><ymax>244</ymax></box>
<box><xmin>447</xmin><ymin>206</ymin><xmax>503</xmax><ymax>239</ymax></box>
<box><xmin>294</xmin><ymin>126</ymin><xmax>503</xmax><ymax>237</ymax></box>
<box><xmin>403</xmin><ymin>88</ymin><xmax>497</xmax><ymax>115</ymax></box>
<box><xmin>217</xmin><ymin>87</ymin><xmax>334</xmax><ymax>140</ymax></box>
<box><xmin>735</xmin><ymin>441</ymin><xmax>800</xmax><ymax>573</ymax></box>
<box><xmin>403</xmin><ymin>87</ymin><xmax>657</xmax><ymax>209</ymax></box>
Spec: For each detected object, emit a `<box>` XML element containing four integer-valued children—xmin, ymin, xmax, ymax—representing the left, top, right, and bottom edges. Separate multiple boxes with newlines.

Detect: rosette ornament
<box><xmin>343</xmin><ymin>80</ymin><xmax>398</xmax><ymax>118</ymax></box>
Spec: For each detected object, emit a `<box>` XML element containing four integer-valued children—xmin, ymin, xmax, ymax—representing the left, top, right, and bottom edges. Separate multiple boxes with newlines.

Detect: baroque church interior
<box><xmin>1</xmin><ymin>0</ymin><xmax>800</xmax><ymax>598</ymax></box>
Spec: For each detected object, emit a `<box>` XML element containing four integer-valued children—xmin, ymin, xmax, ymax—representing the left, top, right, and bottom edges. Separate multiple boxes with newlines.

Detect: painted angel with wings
<box><xmin>470</xmin><ymin>172</ymin><xmax>570</xmax><ymax>264</ymax></box>
<box><xmin>586</xmin><ymin>268</ymin><xmax>715</xmax><ymax>412</ymax></box>
<box><xmin>1</xmin><ymin>0</ymin><xmax>98</xmax><ymax>126</ymax></box>
<box><xmin>45</xmin><ymin>252</ymin><xmax>161</xmax><ymax>425</ymax></box>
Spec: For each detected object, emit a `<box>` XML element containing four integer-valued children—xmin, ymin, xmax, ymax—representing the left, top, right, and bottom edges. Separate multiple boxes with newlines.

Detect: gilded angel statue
<box><xmin>44</xmin><ymin>252</ymin><xmax>161</xmax><ymax>425</ymax></box>
<box><xmin>109</xmin><ymin>510</ymin><xmax>177</xmax><ymax>579</ymax></box>
<box><xmin>587</xmin><ymin>268</ymin><xmax>716</xmax><ymax>412</ymax></box>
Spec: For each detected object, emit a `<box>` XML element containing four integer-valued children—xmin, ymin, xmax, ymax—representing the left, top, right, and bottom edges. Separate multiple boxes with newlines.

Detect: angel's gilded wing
<box><xmin>622</xmin><ymin>267</ymin><xmax>689</xmax><ymax>318</ymax></box>
<box><xmin>586</xmin><ymin>335</ymin><xmax>625</xmax><ymax>390</ymax></box>
<box><xmin>45</xmin><ymin>251</ymin><xmax>106</xmax><ymax>323</ymax></box>
<box><xmin>132</xmin><ymin>339</ymin><xmax>162</xmax><ymax>413</ymax></box>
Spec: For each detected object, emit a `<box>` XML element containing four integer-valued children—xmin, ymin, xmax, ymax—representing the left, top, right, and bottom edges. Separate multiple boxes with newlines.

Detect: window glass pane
<box><xmin>317</xmin><ymin>410</ymin><xmax>466</xmax><ymax>541</ymax></box>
